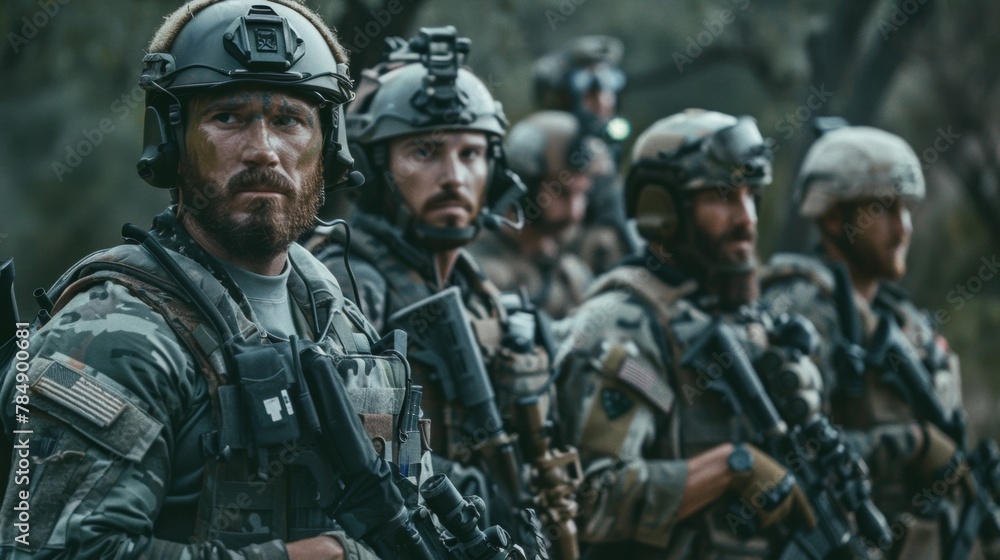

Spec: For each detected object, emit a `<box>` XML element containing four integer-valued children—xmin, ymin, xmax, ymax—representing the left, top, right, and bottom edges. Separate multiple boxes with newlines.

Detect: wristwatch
<box><xmin>728</xmin><ymin>443</ymin><xmax>754</xmax><ymax>473</ymax></box>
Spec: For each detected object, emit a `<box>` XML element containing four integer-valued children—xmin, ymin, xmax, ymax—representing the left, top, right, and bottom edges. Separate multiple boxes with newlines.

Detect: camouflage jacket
<box><xmin>0</xmin><ymin>209</ymin><xmax>386</xmax><ymax>559</ymax></box>
<box><xmin>468</xmin><ymin>227</ymin><xmax>593</xmax><ymax>320</ymax></box>
<box><xmin>761</xmin><ymin>252</ymin><xmax>965</xmax><ymax>560</ymax></box>
<box><xmin>555</xmin><ymin>255</ymin><xmax>808</xmax><ymax>559</ymax></box>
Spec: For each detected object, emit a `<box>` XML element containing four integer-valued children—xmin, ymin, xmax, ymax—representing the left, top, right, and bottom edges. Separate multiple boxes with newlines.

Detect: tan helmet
<box><xmin>624</xmin><ymin>109</ymin><xmax>772</xmax><ymax>243</ymax></box>
<box><xmin>797</xmin><ymin>126</ymin><xmax>925</xmax><ymax>218</ymax></box>
<box><xmin>505</xmin><ymin>110</ymin><xmax>611</xmax><ymax>193</ymax></box>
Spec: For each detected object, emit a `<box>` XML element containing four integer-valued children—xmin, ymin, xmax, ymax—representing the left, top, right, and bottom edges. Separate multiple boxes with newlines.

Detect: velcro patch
<box><xmin>32</xmin><ymin>361</ymin><xmax>126</xmax><ymax>427</ymax></box>
<box><xmin>601</xmin><ymin>388</ymin><xmax>634</xmax><ymax>421</ymax></box>
<box><xmin>616</xmin><ymin>357</ymin><xmax>675</xmax><ymax>416</ymax></box>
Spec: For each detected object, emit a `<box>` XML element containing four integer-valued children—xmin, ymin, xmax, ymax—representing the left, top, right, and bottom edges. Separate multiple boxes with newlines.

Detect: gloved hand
<box><xmin>914</xmin><ymin>422</ymin><xmax>963</xmax><ymax>486</ymax></box>
<box><xmin>728</xmin><ymin>443</ymin><xmax>817</xmax><ymax>530</ymax></box>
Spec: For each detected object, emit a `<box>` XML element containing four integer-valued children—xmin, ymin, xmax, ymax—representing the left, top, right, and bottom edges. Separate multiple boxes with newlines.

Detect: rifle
<box><xmin>390</xmin><ymin>287</ymin><xmax>555</xmax><ymax>558</ymax></box>
<box><xmin>389</xmin><ymin>286</ymin><xmax>525</xmax><ymax>505</ymax></box>
<box><xmin>682</xmin><ymin>319</ymin><xmax>891</xmax><ymax>560</ymax></box>
<box><xmin>867</xmin><ymin>314</ymin><xmax>1000</xmax><ymax>559</ymax></box>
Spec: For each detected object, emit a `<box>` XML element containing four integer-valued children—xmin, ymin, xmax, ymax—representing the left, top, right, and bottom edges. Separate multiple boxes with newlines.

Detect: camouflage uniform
<box><xmin>470</xmin><ymin>228</ymin><xmax>593</xmax><ymax>320</ymax></box>
<box><xmin>762</xmin><ymin>255</ymin><xmax>965</xmax><ymax>560</ymax></box>
<box><xmin>760</xmin><ymin>125</ymin><xmax>980</xmax><ymax>560</ymax></box>
<box><xmin>557</xmin><ymin>258</ymin><xmax>824</xmax><ymax>559</ymax></box>
<box><xmin>0</xmin><ymin>209</ymin><xmax>388</xmax><ymax>559</ymax></box>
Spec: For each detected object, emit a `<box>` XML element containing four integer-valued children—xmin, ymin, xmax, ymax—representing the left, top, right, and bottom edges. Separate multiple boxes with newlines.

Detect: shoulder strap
<box><xmin>761</xmin><ymin>252</ymin><xmax>836</xmax><ymax>296</ymax></box>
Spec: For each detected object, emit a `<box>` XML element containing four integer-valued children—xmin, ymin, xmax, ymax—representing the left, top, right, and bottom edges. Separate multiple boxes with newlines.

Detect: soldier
<box><xmin>533</xmin><ymin>36</ymin><xmax>636</xmax><ymax>275</ymax></box>
<box><xmin>309</xmin><ymin>28</ymin><xmax>580</xmax><ymax>560</ymax></box>
<box><xmin>469</xmin><ymin>111</ymin><xmax>611</xmax><ymax>319</ymax></box>
<box><xmin>760</xmin><ymin>126</ymin><xmax>999</xmax><ymax>559</ymax></box>
<box><xmin>0</xmin><ymin>2</ymin><xmax>508</xmax><ymax>558</ymax></box>
<box><xmin>555</xmin><ymin>109</ymin><xmax>884</xmax><ymax>558</ymax></box>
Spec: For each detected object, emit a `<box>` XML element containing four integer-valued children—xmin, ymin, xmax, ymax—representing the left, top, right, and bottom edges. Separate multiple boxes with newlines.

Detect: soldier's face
<box><xmin>388</xmin><ymin>131</ymin><xmax>489</xmax><ymax>232</ymax></box>
<box><xmin>690</xmin><ymin>184</ymin><xmax>758</xmax><ymax>268</ymax></box>
<box><xmin>177</xmin><ymin>87</ymin><xmax>324</xmax><ymax>261</ymax></box>
<box><xmin>840</xmin><ymin>197</ymin><xmax>912</xmax><ymax>280</ymax></box>
<box><xmin>536</xmin><ymin>170</ymin><xmax>592</xmax><ymax>234</ymax></box>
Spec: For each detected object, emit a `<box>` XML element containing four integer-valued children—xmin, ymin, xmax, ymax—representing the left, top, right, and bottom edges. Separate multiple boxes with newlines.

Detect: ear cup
<box><xmin>633</xmin><ymin>184</ymin><xmax>679</xmax><ymax>242</ymax></box>
<box><xmin>136</xmin><ymin>104</ymin><xmax>180</xmax><ymax>188</ymax></box>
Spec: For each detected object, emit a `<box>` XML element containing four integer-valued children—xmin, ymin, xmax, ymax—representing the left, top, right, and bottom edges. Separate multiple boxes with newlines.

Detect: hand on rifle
<box><xmin>913</xmin><ymin>422</ymin><xmax>973</xmax><ymax>493</ymax></box>
<box><xmin>728</xmin><ymin>444</ymin><xmax>818</xmax><ymax>530</ymax></box>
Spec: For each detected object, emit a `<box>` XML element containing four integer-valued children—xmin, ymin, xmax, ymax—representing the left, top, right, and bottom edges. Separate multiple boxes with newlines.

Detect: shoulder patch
<box><xmin>32</xmin><ymin>361</ymin><xmax>127</xmax><ymax>428</ymax></box>
<box><xmin>616</xmin><ymin>356</ymin><xmax>675</xmax><ymax>416</ymax></box>
<box><xmin>28</xmin><ymin>356</ymin><xmax>163</xmax><ymax>462</ymax></box>
<box><xmin>601</xmin><ymin>388</ymin><xmax>634</xmax><ymax>420</ymax></box>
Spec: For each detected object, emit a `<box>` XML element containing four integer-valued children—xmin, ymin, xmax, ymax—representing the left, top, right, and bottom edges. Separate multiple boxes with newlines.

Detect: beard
<box><xmin>846</xmin><ymin>234</ymin><xmax>908</xmax><ymax>281</ymax></box>
<box><xmin>679</xmin><ymin>220</ymin><xmax>759</xmax><ymax>308</ymax></box>
<box><xmin>177</xmin><ymin>160</ymin><xmax>323</xmax><ymax>263</ymax></box>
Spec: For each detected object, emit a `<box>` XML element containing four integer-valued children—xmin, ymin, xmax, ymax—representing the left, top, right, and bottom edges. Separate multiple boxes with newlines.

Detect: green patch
<box><xmin>601</xmin><ymin>388</ymin><xmax>634</xmax><ymax>420</ymax></box>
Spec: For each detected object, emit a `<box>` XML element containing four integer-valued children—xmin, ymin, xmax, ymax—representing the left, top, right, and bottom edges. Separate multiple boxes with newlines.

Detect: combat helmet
<box><xmin>347</xmin><ymin>26</ymin><xmax>525</xmax><ymax>245</ymax></box>
<box><xmin>624</xmin><ymin>108</ymin><xmax>772</xmax><ymax>245</ymax></box>
<box><xmin>136</xmin><ymin>0</ymin><xmax>360</xmax><ymax>192</ymax></box>
<box><xmin>797</xmin><ymin>126</ymin><xmax>925</xmax><ymax>218</ymax></box>
<box><xmin>532</xmin><ymin>35</ymin><xmax>630</xmax><ymax>142</ymax></box>
<box><xmin>505</xmin><ymin>110</ymin><xmax>611</xmax><ymax>195</ymax></box>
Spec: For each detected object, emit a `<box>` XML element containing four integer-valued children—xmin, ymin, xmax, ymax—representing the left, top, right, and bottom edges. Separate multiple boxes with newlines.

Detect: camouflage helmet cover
<box><xmin>797</xmin><ymin>126</ymin><xmax>925</xmax><ymax>218</ymax></box>
<box><xmin>505</xmin><ymin>110</ymin><xmax>611</xmax><ymax>190</ymax></box>
<box><xmin>624</xmin><ymin>109</ymin><xmax>772</xmax><ymax>242</ymax></box>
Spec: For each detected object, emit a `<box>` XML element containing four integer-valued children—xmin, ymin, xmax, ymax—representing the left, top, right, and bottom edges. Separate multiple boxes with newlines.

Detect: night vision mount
<box><xmin>385</xmin><ymin>26</ymin><xmax>477</xmax><ymax>124</ymax></box>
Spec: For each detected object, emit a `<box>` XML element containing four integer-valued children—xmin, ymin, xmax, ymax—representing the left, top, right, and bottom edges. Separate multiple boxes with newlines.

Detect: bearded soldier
<box><xmin>761</xmin><ymin>126</ymin><xmax>1000</xmax><ymax>560</ymax></box>
<box><xmin>309</xmin><ymin>28</ymin><xmax>580</xmax><ymax>560</ymax></box>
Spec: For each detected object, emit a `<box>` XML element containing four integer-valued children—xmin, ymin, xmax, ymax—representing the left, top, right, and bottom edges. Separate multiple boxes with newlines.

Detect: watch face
<box><xmin>728</xmin><ymin>444</ymin><xmax>753</xmax><ymax>473</ymax></box>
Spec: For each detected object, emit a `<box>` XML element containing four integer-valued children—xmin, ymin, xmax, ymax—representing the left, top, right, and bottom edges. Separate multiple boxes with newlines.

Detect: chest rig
<box><xmin>587</xmin><ymin>265</ymin><xmax>831</xmax><ymax>558</ymax></box>
<box><xmin>44</xmin><ymin>211</ymin><xmax>426</xmax><ymax>548</ymax></box>
<box><xmin>313</xmin><ymin>215</ymin><xmax>553</xmax><ymax>459</ymax></box>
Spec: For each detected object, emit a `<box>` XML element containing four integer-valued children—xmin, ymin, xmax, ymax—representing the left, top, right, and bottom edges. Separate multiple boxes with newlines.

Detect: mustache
<box><xmin>722</xmin><ymin>224</ymin><xmax>755</xmax><ymax>243</ymax></box>
<box><xmin>422</xmin><ymin>191</ymin><xmax>474</xmax><ymax>213</ymax></box>
<box><xmin>228</xmin><ymin>167</ymin><xmax>295</xmax><ymax>196</ymax></box>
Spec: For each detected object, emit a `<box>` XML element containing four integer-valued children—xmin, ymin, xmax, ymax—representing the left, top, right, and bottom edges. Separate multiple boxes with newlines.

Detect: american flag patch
<box><xmin>616</xmin><ymin>357</ymin><xmax>675</xmax><ymax>415</ymax></box>
<box><xmin>33</xmin><ymin>361</ymin><xmax>127</xmax><ymax>428</ymax></box>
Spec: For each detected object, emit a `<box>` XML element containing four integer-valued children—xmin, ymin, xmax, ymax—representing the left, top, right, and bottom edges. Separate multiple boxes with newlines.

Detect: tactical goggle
<box><xmin>568</xmin><ymin>64</ymin><xmax>626</xmax><ymax>94</ymax></box>
<box><xmin>661</xmin><ymin>117</ymin><xmax>773</xmax><ymax>187</ymax></box>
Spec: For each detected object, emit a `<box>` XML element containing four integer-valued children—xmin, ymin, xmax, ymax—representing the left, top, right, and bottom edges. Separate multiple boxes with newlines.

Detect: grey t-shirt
<box><xmin>216</xmin><ymin>258</ymin><xmax>297</xmax><ymax>339</ymax></box>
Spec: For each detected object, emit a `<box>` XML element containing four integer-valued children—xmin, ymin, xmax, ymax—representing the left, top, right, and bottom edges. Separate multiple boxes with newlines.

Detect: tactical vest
<box><xmin>310</xmin><ymin>216</ymin><xmax>552</xmax><ymax>459</ymax></box>
<box><xmin>762</xmin><ymin>253</ymin><xmax>962</xmax><ymax>560</ymax></box>
<box><xmin>45</xmin><ymin>220</ymin><xmax>424</xmax><ymax>548</ymax></box>
<box><xmin>586</xmin><ymin>266</ymin><xmax>780</xmax><ymax>558</ymax></box>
